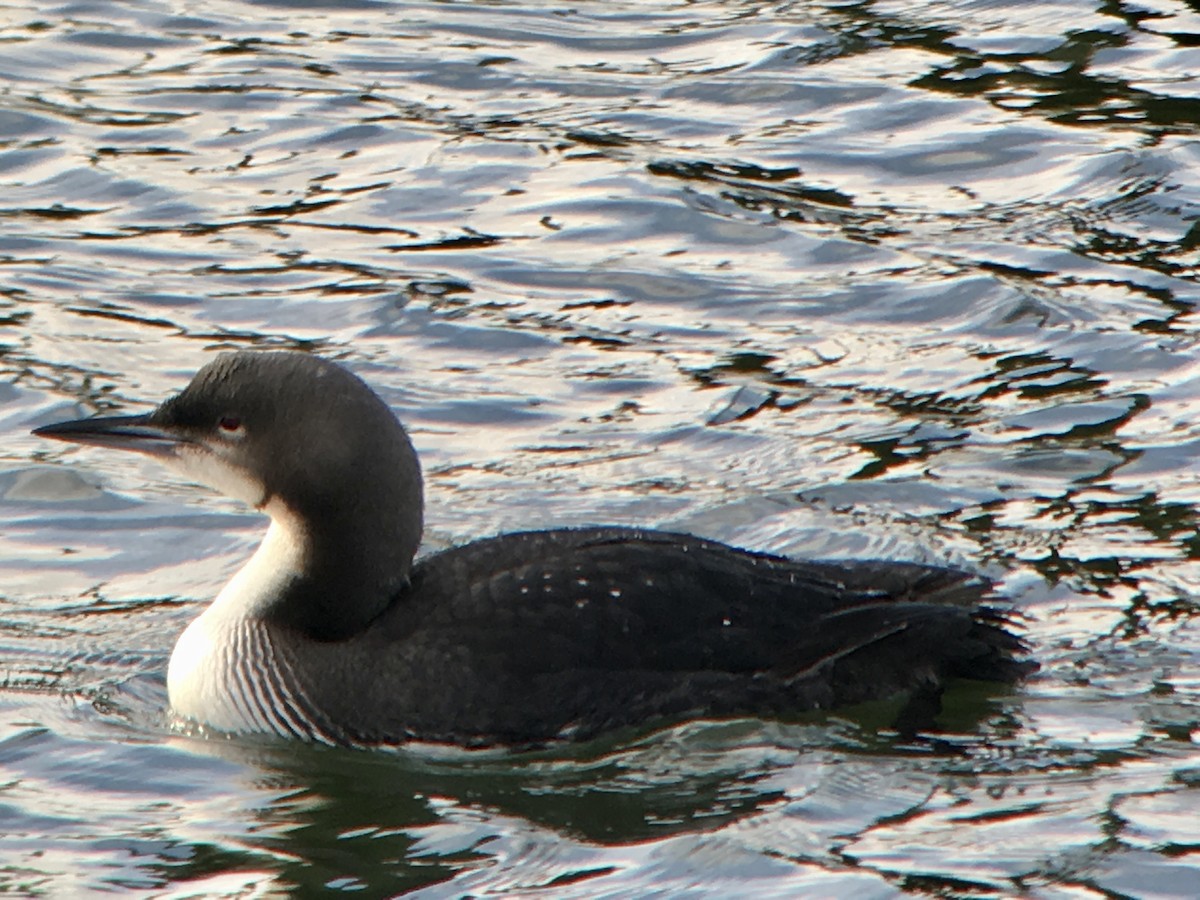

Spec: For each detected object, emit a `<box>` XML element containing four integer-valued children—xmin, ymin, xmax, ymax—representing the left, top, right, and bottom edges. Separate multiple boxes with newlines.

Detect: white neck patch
<box><xmin>166</xmin><ymin>442</ymin><xmax>266</xmax><ymax>509</ymax></box>
<box><xmin>167</xmin><ymin>499</ymin><xmax>308</xmax><ymax>733</ymax></box>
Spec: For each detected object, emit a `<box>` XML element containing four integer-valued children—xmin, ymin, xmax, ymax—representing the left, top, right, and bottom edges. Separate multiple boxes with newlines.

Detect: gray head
<box><xmin>35</xmin><ymin>351</ymin><xmax>424</xmax><ymax>638</ymax></box>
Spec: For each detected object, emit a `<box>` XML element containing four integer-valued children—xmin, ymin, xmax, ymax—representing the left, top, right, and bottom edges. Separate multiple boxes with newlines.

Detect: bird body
<box><xmin>34</xmin><ymin>352</ymin><xmax>1029</xmax><ymax>748</ymax></box>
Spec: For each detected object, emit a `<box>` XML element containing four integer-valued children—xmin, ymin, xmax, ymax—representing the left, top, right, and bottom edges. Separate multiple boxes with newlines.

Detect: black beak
<box><xmin>32</xmin><ymin>413</ymin><xmax>187</xmax><ymax>459</ymax></box>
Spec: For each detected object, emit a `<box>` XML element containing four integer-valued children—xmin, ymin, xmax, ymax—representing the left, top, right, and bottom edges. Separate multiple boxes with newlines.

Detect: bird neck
<box><xmin>212</xmin><ymin>496</ymin><xmax>421</xmax><ymax>642</ymax></box>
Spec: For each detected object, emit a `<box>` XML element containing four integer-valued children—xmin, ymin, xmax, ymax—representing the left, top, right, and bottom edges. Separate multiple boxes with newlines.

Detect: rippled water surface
<box><xmin>3</xmin><ymin>0</ymin><xmax>1199</xmax><ymax>895</ymax></box>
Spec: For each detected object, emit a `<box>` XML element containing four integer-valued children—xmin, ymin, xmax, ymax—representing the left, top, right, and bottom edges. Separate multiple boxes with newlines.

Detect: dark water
<box><xmin>2</xmin><ymin>0</ymin><xmax>1199</xmax><ymax>895</ymax></box>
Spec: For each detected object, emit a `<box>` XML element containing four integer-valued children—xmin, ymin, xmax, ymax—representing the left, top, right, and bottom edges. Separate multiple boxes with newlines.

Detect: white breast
<box><xmin>167</xmin><ymin>511</ymin><xmax>315</xmax><ymax>738</ymax></box>
<box><xmin>167</xmin><ymin>607</ymin><xmax>247</xmax><ymax>732</ymax></box>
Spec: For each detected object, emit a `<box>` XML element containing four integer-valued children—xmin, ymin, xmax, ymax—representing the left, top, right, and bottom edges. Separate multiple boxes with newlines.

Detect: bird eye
<box><xmin>218</xmin><ymin>416</ymin><xmax>243</xmax><ymax>434</ymax></box>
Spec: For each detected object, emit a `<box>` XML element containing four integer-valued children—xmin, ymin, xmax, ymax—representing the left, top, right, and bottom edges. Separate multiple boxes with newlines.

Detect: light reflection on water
<box><xmin>2</xmin><ymin>0</ymin><xmax>1199</xmax><ymax>895</ymax></box>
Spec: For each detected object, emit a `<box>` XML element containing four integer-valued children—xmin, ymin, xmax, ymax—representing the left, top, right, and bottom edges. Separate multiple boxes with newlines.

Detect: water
<box><xmin>2</xmin><ymin>0</ymin><xmax>1198</xmax><ymax>894</ymax></box>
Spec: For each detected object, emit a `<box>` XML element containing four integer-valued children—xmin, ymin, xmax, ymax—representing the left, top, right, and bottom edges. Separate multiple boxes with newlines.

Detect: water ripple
<box><xmin>2</xmin><ymin>0</ymin><xmax>1199</xmax><ymax>895</ymax></box>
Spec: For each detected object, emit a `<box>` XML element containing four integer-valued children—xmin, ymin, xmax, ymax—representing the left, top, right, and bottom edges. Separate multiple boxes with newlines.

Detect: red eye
<box><xmin>218</xmin><ymin>416</ymin><xmax>242</xmax><ymax>432</ymax></box>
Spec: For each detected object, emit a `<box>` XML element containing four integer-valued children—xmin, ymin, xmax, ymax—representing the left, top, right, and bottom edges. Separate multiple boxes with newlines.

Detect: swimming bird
<box><xmin>34</xmin><ymin>351</ymin><xmax>1029</xmax><ymax>748</ymax></box>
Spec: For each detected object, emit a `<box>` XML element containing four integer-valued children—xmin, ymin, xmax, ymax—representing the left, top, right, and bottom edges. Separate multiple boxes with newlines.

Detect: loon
<box><xmin>33</xmin><ymin>351</ymin><xmax>1029</xmax><ymax>748</ymax></box>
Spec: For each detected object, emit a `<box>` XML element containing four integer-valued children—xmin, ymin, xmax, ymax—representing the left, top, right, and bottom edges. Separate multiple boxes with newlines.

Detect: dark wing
<box><xmin>309</xmin><ymin>528</ymin><xmax>1028</xmax><ymax>745</ymax></box>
